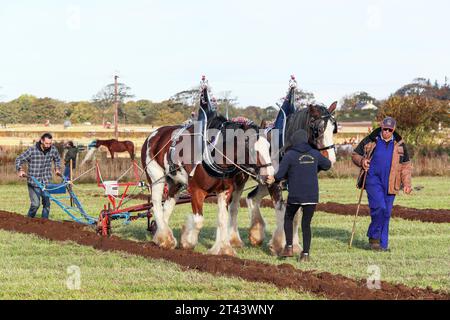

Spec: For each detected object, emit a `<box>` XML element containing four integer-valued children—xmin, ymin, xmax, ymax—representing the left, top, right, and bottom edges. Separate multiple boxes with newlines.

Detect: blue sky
<box><xmin>0</xmin><ymin>0</ymin><xmax>449</xmax><ymax>107</ymax></box>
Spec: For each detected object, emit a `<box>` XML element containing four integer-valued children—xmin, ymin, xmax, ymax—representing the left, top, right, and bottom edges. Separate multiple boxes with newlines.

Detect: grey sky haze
<box><xmin>0</xmin><ymin>0</ymin><xmax>448</xmax><ymax>107</ymax></box>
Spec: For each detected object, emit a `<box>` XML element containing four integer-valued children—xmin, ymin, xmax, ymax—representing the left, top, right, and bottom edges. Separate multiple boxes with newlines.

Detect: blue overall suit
<box><xmin>365</xmin><ymin>135</ymin><xmax>396</xmax><ymax>250</ymax></box>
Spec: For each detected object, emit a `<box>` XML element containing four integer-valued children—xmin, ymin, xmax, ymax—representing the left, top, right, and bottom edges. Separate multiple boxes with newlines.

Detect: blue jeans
<box><xmin>27</xmin><ymin>184</ymin><xmax>50</xmax><ymax>219</ymax></box>
<box><xmin>64</xmin><ymin>165</ymin><xmax>72</xmax><ymax>180</ymax></box>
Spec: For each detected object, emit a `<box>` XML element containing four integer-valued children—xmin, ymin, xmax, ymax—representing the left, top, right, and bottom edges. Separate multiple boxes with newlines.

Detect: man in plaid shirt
<box><xmin>16</xmin><ymin>133</ymin><xmax>62</xmax><ymax>219</ymax></box>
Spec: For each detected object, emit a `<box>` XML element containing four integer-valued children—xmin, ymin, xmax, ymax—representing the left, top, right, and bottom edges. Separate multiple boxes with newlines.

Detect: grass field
<box><xmin>0</xmin><ymin>231</ymin><xmax>317</xmax><ymax>300</ymax></box>
<box><xmin>0</xmin><ymin>177</ymin><xmax>449</xmax><ymax>299</ymax></box>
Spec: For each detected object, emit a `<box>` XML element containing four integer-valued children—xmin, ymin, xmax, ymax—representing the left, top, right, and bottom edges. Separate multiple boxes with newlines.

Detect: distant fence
<box><xmin>0</xmin><ymin>154</ymin><xmax>146</xmax><ymax>185</ymax></box>
<box><xmin>0</xmin><ymin>155</ymin><xmax>448</xmax><ymax>185</ymax></box>
<box><xmin>321</xmin><ymin>156</ymin><xmax>449</xmax><ymax>178</ymax></box>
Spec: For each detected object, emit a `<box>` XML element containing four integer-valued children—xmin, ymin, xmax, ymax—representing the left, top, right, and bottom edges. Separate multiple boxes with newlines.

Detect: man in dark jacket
<box><xmin>268</xmin><ymin>129</ymin><xmax>332</xmax><ymax>261</ymax></box>
<box><xmin>64</xmin><ymin>141</ymin><xmax>78</xmax><ymax>180</ymax></box>
<box><xmin>16</xmin><ymin>133</ymin><xmax>61</xmax><ymax>219</ymax></box>
<box><xmin>352</xmin><ymin>117</ymin><xmax>412</xmax><ymax>251</ymax></box>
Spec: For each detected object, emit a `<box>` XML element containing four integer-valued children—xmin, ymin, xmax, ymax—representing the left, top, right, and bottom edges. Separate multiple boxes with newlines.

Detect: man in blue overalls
<box><xmin>352</xmin><ymin>117</ymin><xmax>412</xmax><ymax>251</ymax></box>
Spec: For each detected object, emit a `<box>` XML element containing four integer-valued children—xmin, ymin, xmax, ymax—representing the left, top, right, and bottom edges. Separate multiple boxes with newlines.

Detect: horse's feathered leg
<box><xmin>268</xmin><ymin>200</ymin><xmax>287</xmax><ymax>256</ymax></box>
<box><xmin>163</xmin><ymin>179</ymin><xmax>181</xmax><ymax>225</ymax></box>
<box><xmin>145</xmin><ymin>140</ymin><xmax>177</xmax><ymax>250</ymax></box>
<box><xmin>292</xmin><ymin>209</ymin><xmax>303</xmax><ymax>254</ymax></box>
<box><xmin>181</xmin><ymin>186</ymin><xmax>206</xmax><ymax>250</ymax></box>
<box><xmin>229</xmin><ymin>182</ymin><xmax>245</xmax><ymax>248</ymax></box>
<box><xmin>208</xmin><ymin>189</ymin><xmax>236</xmax><ymax>256</ymax></box>
<box><xmin>246</xmin><ymin>185</ymin><xmax>268</xmax><ymax>247</ymax></box>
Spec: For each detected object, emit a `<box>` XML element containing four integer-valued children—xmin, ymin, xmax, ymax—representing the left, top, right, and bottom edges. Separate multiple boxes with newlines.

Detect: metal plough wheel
<box><xmin>97</xmin><ymin>210</ymin><xmax>111</xmax><ymax>237</ymax></box>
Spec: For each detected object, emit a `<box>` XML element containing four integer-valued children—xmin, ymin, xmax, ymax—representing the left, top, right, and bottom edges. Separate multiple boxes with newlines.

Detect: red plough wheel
<box><xmin>97</xmin><ymin>209</ymin><xmax>111</xmax><ymax>237</ymax></box>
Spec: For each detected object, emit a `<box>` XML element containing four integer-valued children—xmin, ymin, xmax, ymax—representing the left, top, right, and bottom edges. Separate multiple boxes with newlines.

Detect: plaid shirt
<box><xmin>16</xmin><ymin>143</ymin><xmax>61</xmax><ymax>187</ymax></box>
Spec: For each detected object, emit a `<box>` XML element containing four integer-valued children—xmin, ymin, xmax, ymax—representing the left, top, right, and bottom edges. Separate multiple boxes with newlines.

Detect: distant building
<box><xmin>355</xmin><ymin>100</ymin><xmax>378</xmax><ymax>110</ymax></box>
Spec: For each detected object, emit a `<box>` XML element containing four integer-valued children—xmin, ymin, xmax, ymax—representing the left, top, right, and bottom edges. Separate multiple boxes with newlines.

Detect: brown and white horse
<box><xmin>94</xmin><ymin>139</ymin><xmax>135</xmax><ymax>160</ymax></box>
<box><xmin>235</xmin><ymin>102</ymin><xmax>339</xmax><ymax>255</ymax></box>
<box><xmin>141</xmin><ymin>114</ymin><xmax>274</xmax><ymax>256</ymax></box>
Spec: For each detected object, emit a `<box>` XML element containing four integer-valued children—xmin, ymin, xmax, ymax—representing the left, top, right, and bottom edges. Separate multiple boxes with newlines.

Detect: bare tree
<box><xmin>92</xmin><ymin>82</ymin><xmax>134</xmax><ymax>123</ymax></box>
<box><xmin>170</xmin><ymin>86</ymin><xmax>201</xmax><ymax>107</ymax></box>
<box><xmin>217</xmin><ymin>90</ymin><xmax>238</xmax><ymax>117</ymax></box>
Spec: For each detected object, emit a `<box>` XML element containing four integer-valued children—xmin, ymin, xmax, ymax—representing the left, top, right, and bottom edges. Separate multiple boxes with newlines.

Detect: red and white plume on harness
<box><xmin>231</xmin><ymin>116</ymin><xmax>254</xmax><ymax>126</ymax></box>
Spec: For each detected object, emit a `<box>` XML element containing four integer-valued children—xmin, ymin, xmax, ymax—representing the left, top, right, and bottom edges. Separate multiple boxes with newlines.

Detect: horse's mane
<box><xmin>283</xmin><ymin>104</ymin><xmax>329</xmax><ymax>150</ymax></box>
<box><xmin>283</xmin><ymin>108</ymin><xmax>311</xmax><ymax>149</ymax></box>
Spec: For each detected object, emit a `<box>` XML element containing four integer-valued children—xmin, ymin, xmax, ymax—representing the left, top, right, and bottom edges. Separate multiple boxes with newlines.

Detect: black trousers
<box><xmin>284</xmin><ymin>203</ymin><xmax>316</xmax><ymax>254</ymax></box>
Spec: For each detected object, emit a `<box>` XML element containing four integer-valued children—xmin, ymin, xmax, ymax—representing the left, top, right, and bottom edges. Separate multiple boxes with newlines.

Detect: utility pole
<box><xmin>114</xmin><ymin>75</ymin><xmax>119</xmax><ymax>140</ymax></box>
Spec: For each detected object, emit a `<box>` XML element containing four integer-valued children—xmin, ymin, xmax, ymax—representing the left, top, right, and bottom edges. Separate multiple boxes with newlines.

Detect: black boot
<box><xmin>369</xmin><ymin>238</ymin><xmax>382</xmax><ymax>251</ymax></box>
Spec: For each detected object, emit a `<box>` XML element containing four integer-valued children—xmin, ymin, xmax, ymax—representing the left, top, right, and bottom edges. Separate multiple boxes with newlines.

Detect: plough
<box><xmin>30</xmin><ymin>160</ymin><xmax>219</xmax><ymax>237</ymax></box>
<box><xmin>30</xmin><ymin>161</ymin><xmax>157</xmax><ymax>236</ymax></box>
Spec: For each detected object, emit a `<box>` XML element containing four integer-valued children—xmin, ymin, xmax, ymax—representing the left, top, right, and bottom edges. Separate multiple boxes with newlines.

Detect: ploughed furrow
<box><xmin>0</xmin><ymin>210</ymin><xmax>448</xmax><ymax>300</ymax></box>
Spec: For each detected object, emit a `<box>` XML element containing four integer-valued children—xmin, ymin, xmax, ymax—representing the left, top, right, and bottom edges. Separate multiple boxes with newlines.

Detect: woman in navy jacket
<box><xmin>269</xmin><ymin>129</ymin><xmax>331</xmax><ymax>261</ymax></box>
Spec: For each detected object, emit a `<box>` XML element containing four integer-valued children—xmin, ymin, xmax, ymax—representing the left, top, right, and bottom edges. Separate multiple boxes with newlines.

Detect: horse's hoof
<box><xmin>160</xmin><ymin>238</ymin><xmax>177</xmax><ymax>250</ymax></box>
<box><xmin>218</xmin><ymin>245</ymin><xmax>237</xmax><ymax>257</ymax></box>
<box><xmin>208</xmin><ymin>245</ymin><xmax>236</xmax><ymax>256</ymax></box>
<box><xmin>269</xmin><ymin>243</ymin><xmax>283</xmax><ymax>256</ymax></box>
<box><xmin>181</xmin><ymin>242</ymin><xmax>195</xmax><ymax>250</ymax></box>
<box><xmin>180</xmin><ymin>236</ymin><xmax>197</xmax><ymax>250</ymax></box>
<box><xmin>153</xmin><ymin>231</ymin><xmax>177</xmax><ymax>250</ymax></box>
<box><xmin>249</xmin><ymin>224</ymin><xmax>265</xmax><ymax>247</ymax></box>
<box><xmin>230</xmin><ymin>235</ymin><xmax>244</xmax><ymax>248</ymax></box>
<box><xmin>249</xmin><ymin>235</ymin><xmax>264</xmax><ymax>247</ymax></box>
<box><xmin>220</xmin><ymin>247</ymin><xmax>237</xmax><ymax>257</ymax></box>
<box><xmin>293</xmin><ymin>244</ymin><xmax>302</xmax><ymax>255</ymax></box>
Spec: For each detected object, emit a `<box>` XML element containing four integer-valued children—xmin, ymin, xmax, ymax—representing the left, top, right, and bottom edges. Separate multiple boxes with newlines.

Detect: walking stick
<box><xmin>349</xmin><ymin>169</ymin><xmax>368</xmax><ymax>249</ymax></box>
<box><xmin>69</xmin><ymin>159</ymin><xmax>74</xmax><ymax>207</ymax></box>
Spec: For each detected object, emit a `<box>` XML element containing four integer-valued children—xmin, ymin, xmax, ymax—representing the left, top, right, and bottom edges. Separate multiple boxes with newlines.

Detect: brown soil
<box><xmin>0</xmin><ymin>210</ymin><xmax>448</xmax><ymax>300</ymax></box>
<box><xmin>258</xmin><ymin>200</ymin><xmax>450</xmax><ymax>224</ymax></box>
<box><xmin>316</xmin><ymin>202</ymin><xmax>450</xmax><ymax>224</ymax></box>
<box><xmin>96</xmin><ymin>193</ymin><xmax>450</xmax><ymax>224</ymax></box>
<box><xmin>203</xmin><ymin>197</ymin><xmax>450</xmax><ymax>224</ymax></box>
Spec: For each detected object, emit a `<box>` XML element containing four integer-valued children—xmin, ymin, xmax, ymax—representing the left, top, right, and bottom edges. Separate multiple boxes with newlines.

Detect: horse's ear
<box><xmin>328</xmin><ymin>101</ymin><xmax>338</xmax><ymax>114</ymax></box>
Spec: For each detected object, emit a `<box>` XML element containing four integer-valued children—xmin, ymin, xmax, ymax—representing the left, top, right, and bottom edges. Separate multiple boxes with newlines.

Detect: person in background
<box><xmin>352</xmin><ymin>117</ymin><xmax>412</xmax><ymax>251</ymax></box>
<box><xmin>16</xmin><ymin>133</ymin><xmax>61</xmax><ymax>219</ymax></box>
<box><xmin>64</xmin><ymin>141</ymin><xmax>78</xmax><ymax>180</ymax></box>
<box><xmin>267</xmin><ymin>129</ymin><xmax>332</xmax><ymax>262</ymax></box>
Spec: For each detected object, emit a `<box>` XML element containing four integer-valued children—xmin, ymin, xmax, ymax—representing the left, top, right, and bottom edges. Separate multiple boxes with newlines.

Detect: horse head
<box><xmin>88</xmin><ymin>140</ymin><xmax>98</xmax><ymax>150</ymax></box>
<box><xmin>208</xmin><ymin>115</ymin><xmax>275</xmax><ymax>185</ymax></box>
<box><xmin>229</xmin><ymin>119</ymin><xmax>274</xmax><ymax>185</ymax></box>
<box><xmin>251</xmin><ymin>132</ymin><xmax>275</xmax><ymax>184</ymax></box>
<box><xmin>307</xmin><ymin>102</ymin><xmax>338</xmax><ymax>164</ymax></box>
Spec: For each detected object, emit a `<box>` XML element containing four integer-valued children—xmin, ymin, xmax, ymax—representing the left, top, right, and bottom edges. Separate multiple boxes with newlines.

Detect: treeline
<box><xmin>0</xmin><ymin>78</ymin><xmax>448</xmax><ymax>148</ymax></box>
<box><xmin>0</xmin><ymin>94</ymin><xmax>279</xmax><ymax>127</ymax></box>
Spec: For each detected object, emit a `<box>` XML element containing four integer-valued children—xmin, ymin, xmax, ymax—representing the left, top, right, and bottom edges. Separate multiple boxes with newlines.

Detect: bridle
<box><xmin>241</xmin><ymin>132</ymin><xmax>273</xmax><ymax>178</ymax></box>
<box><xmin>208</xmin><ymin>119</ymin><xmax>273</xmax><ymax>180</ymax></box>
<box><xmin>309</xmin><ymin>106</ymin><xmax>338</xmax><ymax>152</ymax></box>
